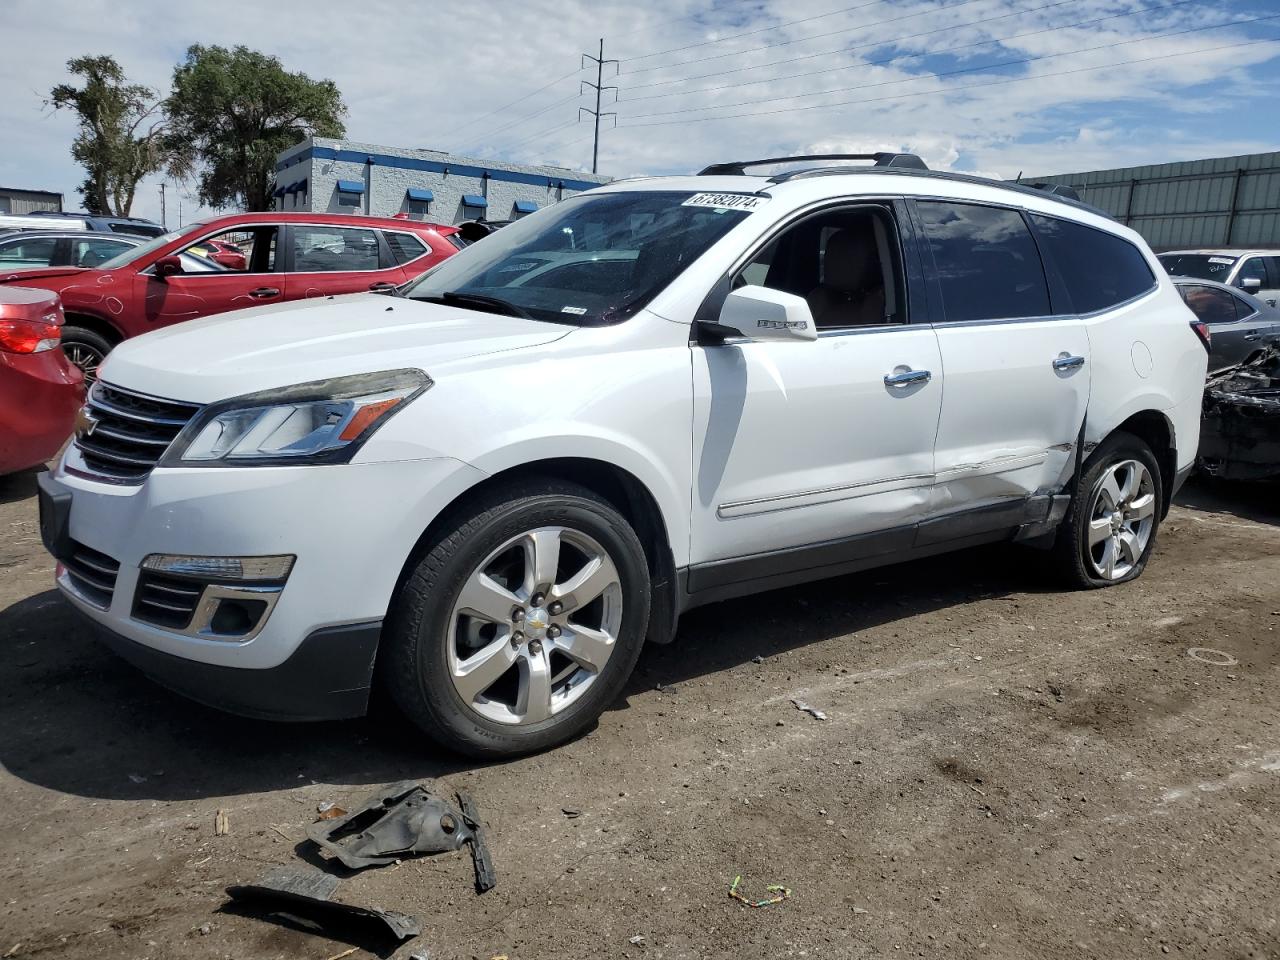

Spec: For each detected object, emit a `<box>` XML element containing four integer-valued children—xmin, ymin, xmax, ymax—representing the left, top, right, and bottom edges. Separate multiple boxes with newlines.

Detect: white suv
<box><xmin>38</xmin><ymin>153</ymin><xmax>1208</xmax><ymax>757</ymax></box>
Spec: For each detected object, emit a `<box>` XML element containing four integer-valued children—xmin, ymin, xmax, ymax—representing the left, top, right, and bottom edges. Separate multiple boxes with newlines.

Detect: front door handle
<box><xmin>368</xmin><ymin>281</ymin><xmax>397</xmax><ymax>294</ymax></box>
<box><xmin>1053</xmin><ymin>355</ymin><xmax>1086</xmax><ymax>371</ymax></box>
<box><xmin>1243</xmin><ymin>333</ymin><xmax>1261</xmax><ymax>341</ymax></box>
<box><xmin>884</xmin><ymin>368</ymin><xmax>931</xmax><ymax>388</ymax></box>
<box><xmin>249</xmin><ymin>286</ymin><xmax>280</xmax><ymax>299</ymax></box>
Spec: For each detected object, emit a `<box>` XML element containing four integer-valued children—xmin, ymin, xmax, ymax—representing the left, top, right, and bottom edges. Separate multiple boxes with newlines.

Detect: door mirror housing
<box><xmin>704</xmin><ymin>285</ymin><xmax>817</xmax><ymax>343</ymax></box>
<box><xmin>154</xmin><ymin>255</ymin><xmax>184</xmax><ymax>279</ymax></box>
<box><xmin>1239</xmin><ymin>276</ymin><xmax>1263</xmax><ymax>293</ymax></box>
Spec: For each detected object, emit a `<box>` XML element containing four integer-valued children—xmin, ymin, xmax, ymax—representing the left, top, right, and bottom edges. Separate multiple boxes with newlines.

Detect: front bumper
<box><xmin>44</xmin><ymin>451</ymin><xmax>486</xmax><ymax>701</ymax></box>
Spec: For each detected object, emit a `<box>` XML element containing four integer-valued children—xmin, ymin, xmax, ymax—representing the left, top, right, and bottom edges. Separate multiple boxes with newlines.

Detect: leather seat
<box><xmin>806</xmin><ymin>226</ymin><xmax>887</xmax><ymax>328</ymax></box>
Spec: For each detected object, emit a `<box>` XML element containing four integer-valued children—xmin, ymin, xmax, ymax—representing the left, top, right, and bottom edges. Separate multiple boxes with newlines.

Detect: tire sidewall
<box><xmin>403</xmin><ymin>489</ymin><xmax>650</xmax><ymax>755</ymax></box>
<box><xmin>1070</xmin><ymin>432</ymin><xmax>1163</xmax><ymax>587</ymax></box>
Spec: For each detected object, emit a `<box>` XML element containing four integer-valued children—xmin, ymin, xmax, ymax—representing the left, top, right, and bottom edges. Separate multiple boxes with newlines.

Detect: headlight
<box><xmin>162</xmin><ymin>369</ymin><xmax>430</xmax><ymax>467</ymax></box>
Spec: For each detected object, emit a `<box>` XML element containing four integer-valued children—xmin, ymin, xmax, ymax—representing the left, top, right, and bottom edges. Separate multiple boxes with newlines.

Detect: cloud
<box><xmin>1</xmin><ymin>0</ymin><xmax>1277</xmax><ymax>223</ymax></box>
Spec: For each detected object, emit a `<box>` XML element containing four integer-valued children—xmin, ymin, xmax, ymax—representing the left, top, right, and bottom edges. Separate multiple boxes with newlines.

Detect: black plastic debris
<box><xmin>306</xmin><ymin>781</ymin><xmax>497</xmax><ymax>893</ymax></box>
<box><xmin>1200</xmin><ymin>346</ymin><xmax>1280</xmax><ymax>481</ymax></box>
<box><xmin>223</xmin><ymin>866</ymin><xmax>420</xmax><ymax>956</ymax></box>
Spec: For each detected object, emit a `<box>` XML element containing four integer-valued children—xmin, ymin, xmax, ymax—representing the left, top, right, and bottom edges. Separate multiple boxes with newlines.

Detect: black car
<box><xmin>18</xmin><ymin>211</ymin><xmax>167</xmax><ymax>237</ymax></box>
<box><xmin>1172</xmin><ymin>276</ymin><xmax>1280</xmax><ymax>372</ymax></box>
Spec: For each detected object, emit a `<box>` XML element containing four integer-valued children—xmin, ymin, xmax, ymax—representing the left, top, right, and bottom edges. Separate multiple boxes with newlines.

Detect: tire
<box><xmin>1050</xmin><ymin>430</ymin><xmax>1164</xmax><ymax>589</ymax></box>
<box><xmin>61</xmin><ymin>327</ymin><xmax>112</xmax><ymax>384</ymax></box>
<box><xmin>382</xmin><ymin>478</ymin><xmax>652</xmax><ymax>758</ymax></box>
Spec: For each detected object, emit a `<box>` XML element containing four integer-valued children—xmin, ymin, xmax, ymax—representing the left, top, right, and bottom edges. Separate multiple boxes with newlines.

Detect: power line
<box><xmin>616</xmin><ymin>34</ymin><xmax>1280</xmax><ymax>128</ymax></box>
<box><xmin>499</xmin><ymin>116</ymin><xmax>580</xmax><ymax>152</ymax></box>
<box><xmin>622</xmin><ymin>12</ymin><xmax>1280</xmax><ymax>120</ymax></box>
<box><xmin>622</xmin><ymin>0</ymin><xmax>1202</xmax><ymax>101</ymax></box>
<box><xmin>467</xmin><ymin>89</ymin><xmax>584</xmax><ymax>146</ymax></box>
<box><xmin>444</xmin><ymin>66</ymin><xmax>583</xmax><ymax>142</ymax></box>
<box><xmin>620</xmin><ymin>0</ymin><xmax>993</xmax><ymax>76</ymax></box>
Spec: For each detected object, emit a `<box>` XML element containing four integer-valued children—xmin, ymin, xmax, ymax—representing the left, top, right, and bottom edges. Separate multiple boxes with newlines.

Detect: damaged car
<box><xmin>1199</xmin><ymin>346</ymin><xmax>1280</xmax><ymax>482</ymax></box>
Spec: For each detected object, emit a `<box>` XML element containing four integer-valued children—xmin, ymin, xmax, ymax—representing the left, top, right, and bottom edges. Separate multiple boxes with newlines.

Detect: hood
<box><xmin>0</xmin><ymin>267</ymin><xmax>92</xmax><ymax>284</ymax></box>
<box><xmin>100</xmin><ymin>294</ymin><xmax>573</xmax><ymax>403</ymax></box>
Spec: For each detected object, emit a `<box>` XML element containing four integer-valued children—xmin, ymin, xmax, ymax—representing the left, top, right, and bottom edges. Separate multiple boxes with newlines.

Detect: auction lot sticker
<box><xmin>683</xmin><ymin>193</ymin><xmax>769</xmax><ymax>211</ymax></box>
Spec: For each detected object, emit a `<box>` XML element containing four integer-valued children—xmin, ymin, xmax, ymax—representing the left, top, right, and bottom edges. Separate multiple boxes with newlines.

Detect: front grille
<box><xmin>62</xmin><ymin>541</ymin><xmax>120</xmax><ymax>609</ymax></box>
<box><xmin>73</xmin><ymin>382</ymin><xmax>201</xmax><ymax>484</ymax></box>
<box><xmin>132</xmin><ymin>571</ymin><xmax>203</xmax><ymax>630</ymax></box>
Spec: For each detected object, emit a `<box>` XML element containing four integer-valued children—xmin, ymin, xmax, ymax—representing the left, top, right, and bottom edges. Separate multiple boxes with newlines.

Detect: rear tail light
<box><xmin>0</xmin><ymin>311</ymin><xmax>62</xmax><ymax>354</ymax></box>
<box><xmin>1190</xmin><ymin>320</ymin><xmax>1211</xmax><ymax>354</ymax></box>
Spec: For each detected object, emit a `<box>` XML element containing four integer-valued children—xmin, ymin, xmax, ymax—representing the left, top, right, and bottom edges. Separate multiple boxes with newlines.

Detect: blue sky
<box><xmin>1</xmin><ymin>0</ymin><xmax>1277</xmax><ymax>223</ymax></box>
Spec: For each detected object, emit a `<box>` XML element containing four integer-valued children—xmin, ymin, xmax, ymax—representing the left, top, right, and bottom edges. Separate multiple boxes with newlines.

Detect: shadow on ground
<box><xmin>0</xmin><ymin>544</ymin><xmax>1048</xmax><ymax>804</ymax></box>
<box><xmin>1175</xmin><ymin>475</ymin><xmax>1280</xmax><ymax>526</ymax></box>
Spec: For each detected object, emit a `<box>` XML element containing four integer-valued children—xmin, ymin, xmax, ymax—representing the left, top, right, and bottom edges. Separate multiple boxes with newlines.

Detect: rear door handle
<box><xmin>1053</xmin><ymin>355</ymin><xmax>1086</xmax><ymax>371</ymax></box>
<box><xmin>883</xmin><ymin>368</ymin><xmax>931</xmax><ymax>388</ymax></box>
<box><xmin>249</xmin><ymin>287</ymin><xmax>280</xmax><ymax>299</ymax></box>
<box><xmin>368</xmin><ymin>282</ymin><xmax>398</xmax><ymax>294</ymax></box>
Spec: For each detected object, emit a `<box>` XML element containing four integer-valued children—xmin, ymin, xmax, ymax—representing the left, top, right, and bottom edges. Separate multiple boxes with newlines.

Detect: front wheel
<box><xmin>1050</xmin><ymin>430</ymin><xmax>1163</xmax><ymax>589</ymax></box>
<box><xmin>382</xmin><ymin>479</ymin><xmax>651</xmax><ymax>757</ymax></box>
<box><xmin>61</xmin><ymin>327</ymin><xmax>112</xmax><ymax>384</ymax></box>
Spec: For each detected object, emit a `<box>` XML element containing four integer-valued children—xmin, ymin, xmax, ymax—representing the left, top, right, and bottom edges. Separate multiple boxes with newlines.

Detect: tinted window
<box><xmin>293</xmin><ymin>226</ymin><xmax>380</xmax><ymax>272</ymax></box>
<box><xmin>0</xmin><ymin>236</ymin><xmax>57</xmax><ymax>266</ymax></box>
<box><xmin>384</xmin><ymin>231</ymin><xmax>429</xmax><ymax>266</ymax></box>
<box><xmin>1181</xmin><ymin>284</ymin><xmax>1239</xmax><ymax>324</ymax></box>
<box><xmin>1265</xmin><ymin>256</ymin><xmax>1280</xmax><ymax>288</ymax></box>
<box><xmin>918</xmin><ymin>202</ymin><xmax>1049</xmax><ymax>322</ymax></box>
<box><xmin>72</xmin><ymin>237</ymin><xmax>132</xmax><ymax>267</ymax></box>
<box><xmin>1238</xmin><ymin>257</ymin><xmax>1267</xmax><ymax>288</ymax></box>
<box><xmin>1157</xmin><ymin>253</ymin><xmax>1236</xmax><ymax>281</ymax></box>
<box><xmin>1031</xmin><ymin>214</ymin><xmax>1155</xmax><ymax>313</ymax></box>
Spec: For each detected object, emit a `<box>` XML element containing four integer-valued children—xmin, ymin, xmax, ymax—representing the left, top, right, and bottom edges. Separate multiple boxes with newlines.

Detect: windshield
<box><xmin>1158</xmin><ymin>253</ymin><xmax>1238</xmax><ymax>281</ymax></box>
<box><xmin>98</xmin><ymin>229</ymin><xmax>186</xmax><ymax>270</ymax></box>
<box><xmin>402</xmin><ymin>191</ymin><xmax>757</xmax><ymax>325</ymax></box>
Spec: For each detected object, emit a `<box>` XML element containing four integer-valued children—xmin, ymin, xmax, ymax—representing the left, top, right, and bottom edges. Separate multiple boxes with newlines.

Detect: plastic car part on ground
<box><xmin>1199</xmin><ymin>345</ymin><xmax>1280</xmax><ymax>481</ymax></box>
<box><xmin>306</xmin><ymin>780</ymin><xmax>497</xmax><ymax>892</ymax></box>
<box><xmin>729</xmin><ymin>875</ymin><xmax>792</xmax><ymax>908</ymax></box>
<box><xmin>224</xmin><ymin>866</ymin><xmax>420</xmax><ymax>955</ymax></box>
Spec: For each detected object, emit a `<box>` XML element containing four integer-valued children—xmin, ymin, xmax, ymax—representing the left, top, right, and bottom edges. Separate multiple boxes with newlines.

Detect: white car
<box><xmin>38</xmin><ymin>153</ymin><xmax>1209</xmax><ymax>757</ymax></box>
<box><xmin>1158</xmin><ymin>249</ymin><xmax>1280</xmax><ymax>309</ymax></box>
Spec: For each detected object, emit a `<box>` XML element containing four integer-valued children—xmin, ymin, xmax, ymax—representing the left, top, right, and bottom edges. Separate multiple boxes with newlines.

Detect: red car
<box><xmin>0</xmin><ymin>287</ymin><xmax>84</xmax><ymax>475</ymax></box>
<box><xmin>0</xmin><ymin>213</ymin><xmax>462</xmax><ymax>380</ymax></box>
<box><xmin>188</xmin><ymin>239</ymin><xmax>248</xmax><ymax>271</ymax></box>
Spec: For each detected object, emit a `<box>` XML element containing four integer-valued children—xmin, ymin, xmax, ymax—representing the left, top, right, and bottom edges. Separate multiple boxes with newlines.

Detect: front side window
<box><xmin>735</xmin><ymin>203</ymin><xmax>905</xmax><ymax>329</ymax></box>
<box><xmin>918</xmin><ymin>201</ymin><xmax>1050</xmax><ymax>322</ymax></box>
<box><xmin>403</xmin><ymin>191</ymin><xmax>755</xmax><ymax>326</ymax></box>
<box><xmin>182</xmin><ymin>227</ymin><xmax>276</xmax><ymax>273</ymax></box>
<box><xmin>1180</xmin><ymin>284</ymin><xmax>1240</xmax><ymax>325</ymax></box>
<box><xmin>1031</xmin><ymin>214</ymin><xmax>1155</xmax><ymax>314</ymax></box>
<box><xmin>293</xmin><ymin>226</ymin><xmax>381</xmax><ymax>272</ymax></box>
<box><xmin>1237</xmin><ymin>257</ymin><xmax>1267</xmax><ymax>288</ymax></box>
<box><xmin>0</xmin><ymin>236</ymin><xmax>56</xmax><ymax>266</ymax></box>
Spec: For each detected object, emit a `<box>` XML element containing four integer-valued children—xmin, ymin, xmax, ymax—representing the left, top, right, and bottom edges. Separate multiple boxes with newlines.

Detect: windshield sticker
<box><xmin>682</xmin><ymin>193</ymin><xmax>769</xmax><ymax>211</ymax></box>
<box><xmin>1208</xmin><ymin>256</ymin><xmax>1235</xmax><ymax>265</ymax></box>
<box><xmin>561</xmin><ymin>306</ymin><xmax>588</xmax><ymax>315</ymax></box>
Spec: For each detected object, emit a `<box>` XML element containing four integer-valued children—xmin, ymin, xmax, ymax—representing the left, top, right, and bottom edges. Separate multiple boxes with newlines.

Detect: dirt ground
<box><xmin>1</xmin><ymin>470</ymin><xmax>1278</xmax><ymax>960</ymax></box>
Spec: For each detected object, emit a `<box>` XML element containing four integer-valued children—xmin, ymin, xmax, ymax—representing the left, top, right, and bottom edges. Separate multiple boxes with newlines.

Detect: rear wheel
<box><xmin>383</xmin><ymin>479</ymin><xmax>651</xmax><ymax>757</ymax></box>
<box><xmin>61</xmin><ymin>327</ymin><xmax>112</xmax><ymax>384</ymax></box>
<box><xmin>1050</xmin><ymin>430</ymin><xmax>1163</xmax><ymax>588</ymax></box>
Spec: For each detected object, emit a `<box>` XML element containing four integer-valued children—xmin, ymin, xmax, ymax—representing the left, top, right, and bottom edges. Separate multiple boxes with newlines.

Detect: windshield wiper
<box><xmin>416</xmin><ymin>290</ymin><xmax>535</xmax><ymax>320</ymax></box>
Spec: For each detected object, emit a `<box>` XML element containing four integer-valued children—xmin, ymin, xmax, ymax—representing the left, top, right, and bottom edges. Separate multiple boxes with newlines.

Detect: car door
<box><xmin>1180</xmin><ymin>283</ymin><xmax>1250</xmax><ymax>368</ymax></box>
<box><xmin>282</xmin><ymin>224</ymin><xmax>407</xmax><ymax>299</ymax></box>
<box><xmin>689</xmin><ymin>200</ymin><xmax>943</xmax><ymax>592</ymax></box>
<box><xmin>140</xmin><ymin>226</ymin><xmax>283</xmax><ymax>328</ymax></box>
<box><xmin>0</xmin><ymin>234</ymin><xmax>59</xmax><ymax>269</ymax></box>
<box><xmin>1234</xmin><ymin>256</ymin><xmax>1272</xmax><ymax>306</ymax></box>
<box><xmin>914</xmin><ymin>201</ymin><xmax>1090</xmax><ymax>537</ymax></box>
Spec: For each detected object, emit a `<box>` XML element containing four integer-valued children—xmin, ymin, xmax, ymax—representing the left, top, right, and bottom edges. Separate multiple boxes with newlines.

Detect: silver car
<box><xmin>1159</xmin><ymin>249</ymin><xmax>1280</xmax><ymax>309</ymax></box>
<box><xmin>1173</xmin><ymin>276</ymin><xmax>1280</xmax><ymax>370</ymax></box>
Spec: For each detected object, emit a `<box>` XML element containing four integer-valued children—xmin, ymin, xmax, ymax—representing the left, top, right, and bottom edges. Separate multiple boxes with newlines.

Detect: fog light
<box><xmin>141</xmin><ymin>554</ymin><xmax>294</xmax><ymax>582</ymax></box>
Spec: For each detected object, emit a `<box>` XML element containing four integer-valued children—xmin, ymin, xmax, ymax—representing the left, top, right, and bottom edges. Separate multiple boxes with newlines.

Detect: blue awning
<box><xmin>462</xmin><ymin>194</ymin><xmax>488</xmax><ymax>208</ymax></box>
<box><xmin>513</xmin><ymin>200</ymin><xmax>538</xmax><ymax>213</ymax></box>
<box><xmin>336</xmin><ymin>179</ymin><xmax>365</xmax><ymax>194</ymax></box>
<box><xmin>286</xmin><ymin>179</ymin><xmax>307</xmax><ymax>194</ymax></box>
<box><xmin>406</xmin><ymin>188</ymin><xmax>434</xmax><ymax>202</ymax></box>
<box><xmin>272</xmin><ymin>185</ymin><xmax>287</xmax><ymax>197</ymax></box>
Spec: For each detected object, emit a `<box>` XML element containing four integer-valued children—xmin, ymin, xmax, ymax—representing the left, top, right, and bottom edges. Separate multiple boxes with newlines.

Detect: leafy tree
<box><xmin>166</xmin><ymin>45</ymin><xmax>346</xmax><ymax>211</ymax></box>
<box><xmin>48</xmin><ymin>56</ymin><xmax>168</xmax><ymax>216</ymax></box>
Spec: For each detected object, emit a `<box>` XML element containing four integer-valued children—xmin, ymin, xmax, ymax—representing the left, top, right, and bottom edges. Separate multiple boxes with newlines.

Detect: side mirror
<box><xmin>1239</xmin><ymin>276</ymin><xmax>1263</xmax><ymax>293</ymax></box>
<box><xmin>154</xmin><ymin>255</ymin><xmax>184</xmax><ymax>279</ymax></box>
<box><xmin>705</xmin><ymin>285</ymin><xmax>817</xmax><ymax>343</ymax></box>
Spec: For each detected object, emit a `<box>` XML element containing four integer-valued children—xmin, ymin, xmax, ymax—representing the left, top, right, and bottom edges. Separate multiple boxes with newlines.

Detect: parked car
<box><xmin>187</xmin><ymin>239</ymin><xmax>248</xmax><ymax>271</ymax></box>
<box><xmin>0</xmin><ymin>287</ymin><xmax>83</xmax><ymax>475</ymax></box>
<box><xmin>1199</xmin><ymin>347</ymin><xmax>1280</xmax><ymax>482</ymax></box>
<box><xmin>1158</xmin><ymin>250</ymin><xmax>1280</xmax><ymax>308</ymax></box>
<box><xmin>20</xmin><ymin>212</ymin><xmax>167</xmax><ymax>238</ymax></box>
<box><xmin>0</xmin><ymin>230</ymin><xmax>141</xmax><ymax>270</ymax></box>
<box><xmin>0</xmin><ymin>213</ymin><xmax>84</xmax><ymax>234</ymax></box>
<box><xmin>1172</xmin><ymin>276</ymin><xmax>1280</xmax><ymax>371</ymax></box>
<box><xmin>0</xmin><ymin>213</ymin><xmax>461</xmax><ymax>381</ymax></box>
<box><xmin>37</xmin><ymin>153</ymin><xmax>1206</xmax><ymax>757</ymax></box>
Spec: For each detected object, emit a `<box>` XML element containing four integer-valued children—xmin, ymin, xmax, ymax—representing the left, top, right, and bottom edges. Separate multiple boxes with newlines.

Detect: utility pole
<box><xmin>580</xmin><ymin>38</ymin><xmax>618</xmax><ymax>174</ymax></box>
<box><xmin>159</xmin><ymin>182</ymin><xmax>167</xmax><ymax>228</ymax></box>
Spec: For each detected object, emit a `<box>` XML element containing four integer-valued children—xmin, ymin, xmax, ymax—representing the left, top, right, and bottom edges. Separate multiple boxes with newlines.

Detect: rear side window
<box><xmin>1029</xmin><ymin>214</ymin><xmax>1155</xmax><ymax>314</ymax></box>
<box><xmin>1180</xmin><ymin>284</ymin><xmax>1240</xmax><ymax>324</ymax></box>
<box><xmin>917</xmin><ymin>201</ymin><xmax>1050</xmax><ymax>322</ymax></box>
<box><xmin>384</xmin><ymin>231</ymin><xmax>429</xmax><ymax>266</ymax></box>
<box><xmin>293</xmin><ymin>226</ymin><xmax>381</xmax><ymax>272</ymax></box>
<box><xmin>1266</xmin><ymin>256</ymin><xmax>1280</xmax><ymax>288</ymax></box>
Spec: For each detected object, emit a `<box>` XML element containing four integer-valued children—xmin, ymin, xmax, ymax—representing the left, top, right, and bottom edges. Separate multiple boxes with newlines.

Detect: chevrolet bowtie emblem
<box><xmin>74</xmin><ymin>406</ymin><xmax>99</xmax><ymax>441</ymax></box>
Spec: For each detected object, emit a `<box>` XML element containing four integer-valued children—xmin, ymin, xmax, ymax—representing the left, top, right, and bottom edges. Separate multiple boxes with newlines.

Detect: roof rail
<box><xmin>1026</xmin><ymin>182</ymin><xmax>1081</xmax><ymax>201</ymax></box>
<box><xmin>697</xmin><ymin>152</ymin><xmax>928</xmax><ymax>177</ymax></box>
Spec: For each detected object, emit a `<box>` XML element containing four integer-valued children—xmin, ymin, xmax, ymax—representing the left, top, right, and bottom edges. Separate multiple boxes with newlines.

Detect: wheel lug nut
<box><xmin>548</xmin><ymin>625</ymin><xmax>561</xmax><ymax>639</ymax></box>
<box><xmin>531</xmin><ymin>593</ymin><xmax>545</xmax><ymax>607</ymax></box>
<box><xmin>529</xmin><ymin>640</ymin><xmax>542</xmax><ymax>654</ymax></box>
<box><xmin>548</xmin><ymin>601</ymin><xmax>563</xmax><ymax>616</ymax></box>
<box><xmin>512</xmin><ymin>607</ymin><xmax>524</xmax><ymax>622</ymax></box>
<box><xmin>511</xmin><ymin>631</ymin><xmax>524</xmax><ymax>648</ymax></box>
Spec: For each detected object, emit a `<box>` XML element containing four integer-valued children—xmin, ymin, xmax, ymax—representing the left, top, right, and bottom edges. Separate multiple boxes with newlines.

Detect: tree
<box><xmin>48</xmin><ymin>56</ymin><xmax>168</xmax><ymax>216</ymax></box>
<box><xmin>166</xmin><ymin>45</ymin><xmax>346</xmax><ymax>212</ymax></box>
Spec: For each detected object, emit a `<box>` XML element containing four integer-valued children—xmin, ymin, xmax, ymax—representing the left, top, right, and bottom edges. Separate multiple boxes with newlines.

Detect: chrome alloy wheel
<box><xmin>447</xmin><ymin>526</ymin><xmax>623</xmax><ymax>725</ymax></box>
<box><xmin>63</xmin><ymin>342</ymin><xmax>104</xmax><ymax>383</ymax></box>
<box><xmin>1086</xmin><ymin>459</ymin><xmax>1157</xmax><ymax>581</ymax></box>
